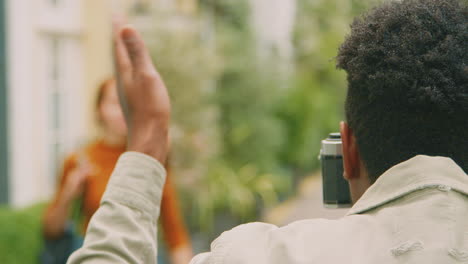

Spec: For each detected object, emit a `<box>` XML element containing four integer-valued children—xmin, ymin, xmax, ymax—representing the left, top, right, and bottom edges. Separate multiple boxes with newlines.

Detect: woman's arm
<box><xmin>42</xmin><ymin>156</ymin><xmax>89</xmax><ymax>239</ymax></box>
<box><xmin>160</xmin><ymin>173</ymin><xmax>193</xmax><ymax>264</ymax></box>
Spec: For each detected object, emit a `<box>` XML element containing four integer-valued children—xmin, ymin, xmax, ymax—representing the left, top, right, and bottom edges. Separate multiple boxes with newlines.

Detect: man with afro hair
<box><xmin>69</xmin><ymin>0</ymin><xmax>467</xmax><ymax>263</ymax></box>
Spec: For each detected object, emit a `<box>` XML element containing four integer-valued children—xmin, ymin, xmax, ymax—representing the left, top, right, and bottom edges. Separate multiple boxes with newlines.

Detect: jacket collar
<box><xmin>347</xmin><ymin>155</ymin><xmax>468</xmax><ymax>216</ymax></box>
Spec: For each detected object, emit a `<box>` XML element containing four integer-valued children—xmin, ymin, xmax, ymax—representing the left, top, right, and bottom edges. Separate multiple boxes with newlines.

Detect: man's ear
<box><xmin>340</xmin><ymin>121</ymin><xmax>361</xmax><ymax>180</ymax></box>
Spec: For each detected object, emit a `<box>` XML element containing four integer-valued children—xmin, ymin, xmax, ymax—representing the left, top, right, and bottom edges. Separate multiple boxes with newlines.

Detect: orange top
<box><xmin>56</xmin><ymin>140</ymin><xmax>190</xmax><ymax>251</ymax></box>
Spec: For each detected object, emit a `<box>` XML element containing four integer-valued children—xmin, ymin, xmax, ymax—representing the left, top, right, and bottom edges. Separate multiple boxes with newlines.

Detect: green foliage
<box><xmin>199</xmin><ymin>0</ymin><xmax>291</xmax><ymax>229</ymax></box>
<box><xmin>194</xmin><ymin>162</ymin><xmax>289</xmax><ymax>231</ymax></box>
<box><xmin>278</xmin><ymin>0</ymin><xmax>375</xmax><ymax>173</ymax></box>
<box><xmin>141</xmin><ymin>0</ymin><xmax>375</xmax><ymax>234</ymax></box>
<box><xmin>0</xmin><ymin>203</ymin><xmax>46</xmax><ymax>263</ymax></box>
<box><xmin>200</xmin><ymin>0</ymin><xmax>250</xmax><ymax>30</ymax></box>
<box><xmin>143</xmin><ymin>11</ymin><xmax>220</xmax><ymax>173</ymax></box>
<box><xmin>214</xmin><ymin>10</ymin><xmax>286</xmax><ymax>172</ymax></box>
<box><xmin>142</xmin><ymin>0</ymin><xmax>292</xmax><ymax>234</ymax></box>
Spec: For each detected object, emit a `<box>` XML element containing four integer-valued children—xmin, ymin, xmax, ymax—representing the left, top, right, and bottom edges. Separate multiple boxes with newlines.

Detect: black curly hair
<box><xmin>336</xmin><ymin>0</ymin><xmax>468</xmax><ymax>182</ymax></box>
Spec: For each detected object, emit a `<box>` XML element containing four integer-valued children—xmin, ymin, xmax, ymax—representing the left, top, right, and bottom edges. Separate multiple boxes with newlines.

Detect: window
<box><xmin>46</xmin><ymin>35</ymin><xmax>67</xmax><ymax>180</ymax></box>
<box><xmin>37</xmin><ymin>0</ymin><xmax>84</xmax><ymax>192</ymax></box>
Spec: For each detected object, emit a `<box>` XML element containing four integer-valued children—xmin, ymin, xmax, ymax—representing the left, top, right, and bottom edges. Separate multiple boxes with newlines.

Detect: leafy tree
<box><xmin>278</xmin><ymin>0</ymin><xmax>375</xmax><ymax>175</ymax></box>
<box><xmin>141</xmin><ymin>0</ymin><xmax>376</xmax><ymax>238</ymax></box>
<box><xmin>0</xmin><ymin>204</ymin><xmax>46</xmax><ymax>263</ymax></box>
<box><xmin>143</xmin><ymin>1</ymin><xmax>290</xmax><ymax>237</ymax></box>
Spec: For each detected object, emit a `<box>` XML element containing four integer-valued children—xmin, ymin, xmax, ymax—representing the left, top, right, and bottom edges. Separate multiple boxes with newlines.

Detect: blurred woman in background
<box><xmin>42</xmin><ymin>78</ymin><xmax>193</xmax><ymax>264</ymax></box>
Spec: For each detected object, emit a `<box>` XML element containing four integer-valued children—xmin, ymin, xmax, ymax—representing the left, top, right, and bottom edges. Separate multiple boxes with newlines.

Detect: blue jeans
<box><xmin>40</xmin><ymin>222</ymin><xmax>84</xmax><ymax>264</ymax></box>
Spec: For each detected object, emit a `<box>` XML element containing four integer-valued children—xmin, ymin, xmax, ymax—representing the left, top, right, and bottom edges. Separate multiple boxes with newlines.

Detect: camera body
<box><xmin>320</xmin><ymin>133</ymin><xmax>352</xmax><ymax>208</ymax></box>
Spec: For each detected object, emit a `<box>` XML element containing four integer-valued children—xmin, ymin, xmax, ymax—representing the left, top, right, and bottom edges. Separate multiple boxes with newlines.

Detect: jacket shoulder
<box><xmin>208</xmin><ymin>216</ymin><xmax>379</xmax><ymax>264</ymax></box>
<box><xmin>208</xmin><ymin>219</ymin><xmax>339</xmax><ymax>264</ymax></box>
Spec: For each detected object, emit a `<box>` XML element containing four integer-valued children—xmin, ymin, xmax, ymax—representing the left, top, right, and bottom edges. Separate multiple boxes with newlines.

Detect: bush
<box><xmin>0</xmin><ymin>203</ymin><xmax>46</xmax><ymax>264</ymax></box>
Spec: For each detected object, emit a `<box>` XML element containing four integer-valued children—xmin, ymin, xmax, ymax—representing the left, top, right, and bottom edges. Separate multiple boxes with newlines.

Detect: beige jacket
<box><xmin>68</xmin><ymin>153</ymin><xmax>468</xmax><ymax>264</ymax></box>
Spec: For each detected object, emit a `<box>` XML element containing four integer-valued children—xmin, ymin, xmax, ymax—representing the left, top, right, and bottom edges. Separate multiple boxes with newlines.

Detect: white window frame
<box><xmin>7</xmin><ymin>0</ymin><xmax>84</xmax><ymax>207</ymax></box>
<box><xmin>38</xmin><ymin>3</ymin><xmax>84</xmax><ymax>198</ymax></box>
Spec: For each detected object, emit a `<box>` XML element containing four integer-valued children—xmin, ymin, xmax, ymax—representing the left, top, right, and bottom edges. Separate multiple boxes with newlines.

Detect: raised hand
<box><xmin>61</xmin><ymin>165</ymin><xmax>90</xmax><ymax>203</ymax></box>
<box><xmin>113</xmin><ymin>24</ymin><xmax>171</xmax><ymax>163</ymax></box>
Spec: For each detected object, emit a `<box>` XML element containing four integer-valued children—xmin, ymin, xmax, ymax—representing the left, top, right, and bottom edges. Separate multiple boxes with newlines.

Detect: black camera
<box><xmin>320</xmin><ymin>133</ymin><xmax>351</xmax><ymax>208</ymax></box>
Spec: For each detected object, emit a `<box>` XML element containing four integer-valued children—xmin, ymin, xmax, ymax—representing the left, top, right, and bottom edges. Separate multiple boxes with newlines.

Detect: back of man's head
<box><xmin>336</xmin><ymin>0</ymin><xmax>467</xmax><ymax>182</ymax></box>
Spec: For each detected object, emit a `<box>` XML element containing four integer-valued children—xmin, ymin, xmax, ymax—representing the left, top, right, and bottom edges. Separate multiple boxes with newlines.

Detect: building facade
<box><xmin>6</xmin><ymin>0</ymin><xmax>88</xmax><ymax>207</ymax></box>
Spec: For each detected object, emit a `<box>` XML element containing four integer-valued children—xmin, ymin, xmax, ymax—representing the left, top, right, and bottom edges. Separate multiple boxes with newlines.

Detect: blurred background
<box><xmin>0</xmin><ymin>0</ymin><xmax>376</xmax><ymax>262</ymax></box>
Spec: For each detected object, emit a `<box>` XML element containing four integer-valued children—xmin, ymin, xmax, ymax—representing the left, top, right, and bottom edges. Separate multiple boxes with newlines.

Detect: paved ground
<box><xmin>264</xmin><ymin>173</ymin><xmax>349</xmax><ymax>226</ymax></box>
